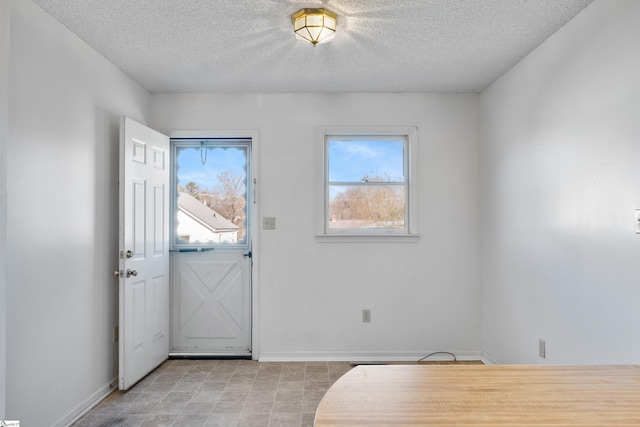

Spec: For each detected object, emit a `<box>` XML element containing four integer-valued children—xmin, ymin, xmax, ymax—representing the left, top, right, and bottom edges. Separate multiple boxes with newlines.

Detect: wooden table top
<box><xmin>314</xmin><ymin>364</ymin><xmax>640</xmax><ymax>426</ymax></box>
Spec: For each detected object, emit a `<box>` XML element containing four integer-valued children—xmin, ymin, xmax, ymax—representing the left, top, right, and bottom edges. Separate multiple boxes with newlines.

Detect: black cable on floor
<box><xmin>417</xmin><ymin>351</ymin><xmax>457</xmax><ymax>362</ymax></box>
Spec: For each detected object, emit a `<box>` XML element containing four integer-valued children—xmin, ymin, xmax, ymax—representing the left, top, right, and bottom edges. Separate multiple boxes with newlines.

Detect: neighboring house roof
<box><xmin>178</xmin><ymin>192</ymin><xmax>238</xmax><ymax>232</ymax></box>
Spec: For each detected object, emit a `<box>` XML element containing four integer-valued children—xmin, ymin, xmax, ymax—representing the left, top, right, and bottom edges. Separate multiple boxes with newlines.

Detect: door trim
<box><xmin>164</xmin><ymin>129</ymin><xmax>260</xmax><ymax>360</ymax></box>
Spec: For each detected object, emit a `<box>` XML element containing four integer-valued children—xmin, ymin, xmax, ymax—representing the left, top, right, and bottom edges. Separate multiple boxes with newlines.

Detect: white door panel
<box><xmin>171</xmin><ymin>251</ymin><xmax>251</xmax><ymax>354</ymax></box>
<box><xmin>119</xmin><ymin>117</ymin><xmax>170</xmax><ymax>390</ymax></box>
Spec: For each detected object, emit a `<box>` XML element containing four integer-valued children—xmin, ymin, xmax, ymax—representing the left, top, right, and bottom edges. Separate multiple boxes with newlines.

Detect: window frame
<box><xmin>316</xmin><ymin>126</ymin><xmax>419</xmax><ymax>243</ymax></box>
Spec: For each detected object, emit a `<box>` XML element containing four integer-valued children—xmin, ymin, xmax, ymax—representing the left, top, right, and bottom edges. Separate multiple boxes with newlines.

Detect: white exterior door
<box><xmin>170</xmin><ymin>138</ymin><xmax>253</xmax><ymax>356</ymax></box>
<box><xmin>118</xmin><ymin>117</ymin><xmax>170</xmax><ymax>390</ymax></box>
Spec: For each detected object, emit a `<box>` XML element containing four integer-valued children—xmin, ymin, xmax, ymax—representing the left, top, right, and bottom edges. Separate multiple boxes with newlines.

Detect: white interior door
<box><xmin>118</xmin><ymin>117</ymin><xmax>170</xmax><ymax>390</ymax></box>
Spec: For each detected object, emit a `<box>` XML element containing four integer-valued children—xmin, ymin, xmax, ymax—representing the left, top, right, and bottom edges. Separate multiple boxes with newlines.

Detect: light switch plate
<box><xmin>636</xmin><ymin>210</ymin><xmax>640</xmax><ymax>234</ymax></box>
<box><xmin>263</xmin><ymin>217</ymin><xmax>276</xmax><ymax>230</ymax></box>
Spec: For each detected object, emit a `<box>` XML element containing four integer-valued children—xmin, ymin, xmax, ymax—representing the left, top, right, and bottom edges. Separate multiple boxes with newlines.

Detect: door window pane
<box><xmin>172</xmin><ymin>140</ymin><xmax>250</xmax><ymax>247</ymax></box>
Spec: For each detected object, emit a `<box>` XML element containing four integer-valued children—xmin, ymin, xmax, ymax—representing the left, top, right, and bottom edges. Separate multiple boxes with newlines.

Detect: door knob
<box><xmin>114</xmin><ymin>270</ymin><xmax>122</xmax><ymax>277</ymax></box>
<box><xmin>126</xmin><ymin>269</ymin><xmax>138</xmax><ymax>278</ymax></box>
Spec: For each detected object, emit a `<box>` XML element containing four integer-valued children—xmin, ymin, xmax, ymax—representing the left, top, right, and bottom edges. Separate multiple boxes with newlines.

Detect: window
<box><xmin>171</xmin><ymin>138</ymin><xmax>251</xmax><ymax>250</ymax></box>
<box><xmin>317</xmin><ymin>127</ymin><xmax>418</xmax><ymax>242</ymax></box>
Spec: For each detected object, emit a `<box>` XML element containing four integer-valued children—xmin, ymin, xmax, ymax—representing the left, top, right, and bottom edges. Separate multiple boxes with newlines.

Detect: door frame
<box><xmin>163</xmin><ymin>129</ymin><xmax>260</xmax><ymax>360</ymax></box>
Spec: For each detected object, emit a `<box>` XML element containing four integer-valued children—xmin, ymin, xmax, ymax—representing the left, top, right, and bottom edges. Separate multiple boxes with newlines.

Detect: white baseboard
<box><xmin>481</xmin><ymin>351</ymin><xmax>499</xmax><ymax>365</ymax></box>
<box><xmin>54</xmin><ymin>377</ymin><xmax>118</xmax><ymax>427</ymax></box>
<box><xmin>258</xmin><ymin>350</ymin><xmax>486</xmax><ymax>363</ymax></box>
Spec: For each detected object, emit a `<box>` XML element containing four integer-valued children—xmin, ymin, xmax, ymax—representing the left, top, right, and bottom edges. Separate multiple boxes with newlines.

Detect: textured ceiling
<box><xmin>31</xmin><ymin>0</ymin><xmax>594</xmax><ymax>94</ymax></box>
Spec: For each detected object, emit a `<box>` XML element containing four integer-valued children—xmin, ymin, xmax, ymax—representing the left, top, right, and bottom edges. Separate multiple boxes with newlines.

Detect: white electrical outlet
<box><xmin>362</xmin><ymin>309</ymin><xmax>371</xmax><ymax>323</ymax></box>
<box><xmin>539</xmin><ymin>339</ymin><xmax>546</xmax><ymax>358</ymax></box>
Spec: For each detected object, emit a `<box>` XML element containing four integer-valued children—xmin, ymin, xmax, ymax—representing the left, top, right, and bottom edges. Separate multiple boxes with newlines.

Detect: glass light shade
<box><xmin>291</xmin><ymin>8</ymin><xmax>337</xmax><ymax>45</ymax></box>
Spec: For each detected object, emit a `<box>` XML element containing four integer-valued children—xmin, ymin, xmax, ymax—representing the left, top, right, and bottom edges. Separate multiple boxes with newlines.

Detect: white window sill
<box><xmin>316</xmin><ymin>234</ymin><xmax>419</xmax><ymax>243</ymax></box>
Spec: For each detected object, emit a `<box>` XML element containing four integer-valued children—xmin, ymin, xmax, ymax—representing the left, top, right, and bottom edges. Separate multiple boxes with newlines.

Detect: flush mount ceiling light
<box><xmin>291</xmin><ymin>8</ymin><xmax>337</xmax><ymax>46</ymax></box>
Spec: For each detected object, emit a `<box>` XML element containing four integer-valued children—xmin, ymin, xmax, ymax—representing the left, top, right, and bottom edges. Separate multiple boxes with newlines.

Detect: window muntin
<box><xmin>171</xmin><ymin>138</ymin><xmax>251</xmax><ymax>249</ymax></box>
<box><xmin>323</xmin><ymin>133</ymin><xmax>412</xmax><ymax>236</ymax></box>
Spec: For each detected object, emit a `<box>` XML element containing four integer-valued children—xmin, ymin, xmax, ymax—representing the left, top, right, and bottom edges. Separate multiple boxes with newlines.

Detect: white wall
<box><xmin>0</xmin><ymin>0</ymin><xmax>8</xmax><ymax>417</ymax></box>
<box><xmin>7</xmin><ymin>1</ymin><xmax>151</xmax><ymax>425</ymax></box>
<box><xmin>480</xmin><ymin>0</ymin><xmax>640</xmax><ymax>364</ymax></box>
<box><xmin>152</xmin><ymin>93</ymin><xmax>482</xmax><ymax>361</ymax></box>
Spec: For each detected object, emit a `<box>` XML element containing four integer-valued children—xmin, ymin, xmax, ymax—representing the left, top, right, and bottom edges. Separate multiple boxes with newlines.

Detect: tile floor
<box><xmin>72</xmin><ymin>359</ymin><xmax>352</xmax><ymax>427</ymax></box>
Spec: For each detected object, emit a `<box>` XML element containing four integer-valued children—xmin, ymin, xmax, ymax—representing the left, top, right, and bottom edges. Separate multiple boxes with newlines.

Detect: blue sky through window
<box><xmin>328</xmin><ymin>139</ymin><xmax>405</xmax><ymax>183</ymax></box>
<box><xmin>176</xmin><ymin>146</ymin><xmax>247</xmax><ymax>191</ymax></box>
